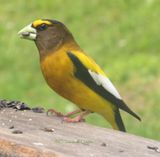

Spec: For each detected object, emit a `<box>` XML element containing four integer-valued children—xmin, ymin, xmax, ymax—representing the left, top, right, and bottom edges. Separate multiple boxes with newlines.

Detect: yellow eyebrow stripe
<box><xmin>32</xmin><ymin>19</ymin><xmax>52</xmax><ymax>27</ymax></box>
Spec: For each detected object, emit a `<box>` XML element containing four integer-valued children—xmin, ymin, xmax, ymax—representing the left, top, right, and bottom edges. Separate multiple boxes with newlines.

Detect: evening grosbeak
<box><xmin>18</xmin><ymin>19</ymin><xmax>141</xmax><ymax>132</ymax></box>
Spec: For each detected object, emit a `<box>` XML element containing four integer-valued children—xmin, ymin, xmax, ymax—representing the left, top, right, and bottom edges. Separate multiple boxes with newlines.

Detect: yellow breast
<box><xmin>40</xmin><ymin>48</ymin><xmax>74</xmax><ymax>94</ymax></box>
<box><xmin>40</xmin><ymin>48</ymin><xmax>115</xmax><ymax>124</ymax></box>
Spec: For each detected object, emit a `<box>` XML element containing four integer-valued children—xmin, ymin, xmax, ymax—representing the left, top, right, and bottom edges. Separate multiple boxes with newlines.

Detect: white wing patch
<box><xmin>88</xmin><ymin>70</ymin><xmax>122</xmax><ymax>100</ymax></box>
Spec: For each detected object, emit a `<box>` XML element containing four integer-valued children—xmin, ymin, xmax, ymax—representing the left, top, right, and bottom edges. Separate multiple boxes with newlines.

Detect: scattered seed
<box><xmin>147</xmin><ymin>146</ymin><xmax>160</xmax><ymax>153</ymax></box>
<box><xmin>101</xmin><ymin>142</ymin><xmax>107</xmax><ymax>147</ymax></box>
<box><xmin>9</xmin><ymin>125</ymin><xmax>14</xmax><ymax>129</ymax></box>
<box><xmin>32</xmin><ymin>107</ymin><xmax>45</xmax><ymax>113</ymax></box>
<box><xmin>0</xmin><ymin>99</ymin><xmax>31</xmax><ymax>110</ymax></box>
<box><xmin>12</xmin><ymin>130</ymin><xmax>23</xmax><ymax>134</ymax></box>
<box><xmin>42</xmin><ymin>128</ymin><xmax>55</xmax><ymax>132</ymax></box>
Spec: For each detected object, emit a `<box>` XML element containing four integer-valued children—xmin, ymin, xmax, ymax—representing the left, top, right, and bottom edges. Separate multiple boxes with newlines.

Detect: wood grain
<box><xmin>0</xmin><ymin>108</ymin><xmax>159</xmax><ymax>157</ymax></box>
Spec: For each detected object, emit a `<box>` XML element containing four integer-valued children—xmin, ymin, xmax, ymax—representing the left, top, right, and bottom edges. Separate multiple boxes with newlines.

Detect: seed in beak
<box><xmin>21</xmin><ymin>32</ymin><xmax>30</xmax><ymax>37</ymax></box>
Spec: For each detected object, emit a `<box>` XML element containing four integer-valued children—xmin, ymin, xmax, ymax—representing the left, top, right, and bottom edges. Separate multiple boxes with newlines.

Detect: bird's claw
<box><xmin>47</xmin><ymin>109</ymin><xmax>89</xmax><ymax>123</ymax></box>
<box><xmin>63</xmin><ymin>116</ymin><xmax>85</xmax><ymax>123</ymax></box>
<box><xmin>47</xmin><ymin>109</ymin><xmax>64</xmax><ymax>117</ymax></box>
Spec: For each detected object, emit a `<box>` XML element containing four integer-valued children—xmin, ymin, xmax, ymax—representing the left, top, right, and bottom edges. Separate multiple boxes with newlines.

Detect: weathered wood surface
<box><xmin>0</xmin><ymin>108</ymin><xmax>159</xmax><ymax>157</ymax></box>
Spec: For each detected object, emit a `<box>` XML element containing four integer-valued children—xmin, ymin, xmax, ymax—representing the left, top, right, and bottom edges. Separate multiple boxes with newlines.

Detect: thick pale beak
<box><xmin>18</xmin><ymin>24</ymin><xmax>37</xmax><ymax>40</ymax></box>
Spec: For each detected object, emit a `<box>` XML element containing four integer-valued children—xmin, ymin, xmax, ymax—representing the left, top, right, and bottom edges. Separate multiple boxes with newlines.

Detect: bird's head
<box><xmin>18</xmin><ymin>19</ymin><xmax>75</xmax><ymax>55</ymax></box>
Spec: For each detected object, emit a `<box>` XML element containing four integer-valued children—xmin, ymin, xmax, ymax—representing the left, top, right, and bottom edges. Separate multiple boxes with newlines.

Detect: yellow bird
<box><xmin>18</xmin><ymin>19</ymin><xmax>141</xmax><ymax>132</ymax></box>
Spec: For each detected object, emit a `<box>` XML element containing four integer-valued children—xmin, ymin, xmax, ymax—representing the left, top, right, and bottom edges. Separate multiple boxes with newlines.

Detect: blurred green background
<box><xmin>0</xmin><ymin>0</ymin><xmax>159</xmax><ymax>140</ymax></box>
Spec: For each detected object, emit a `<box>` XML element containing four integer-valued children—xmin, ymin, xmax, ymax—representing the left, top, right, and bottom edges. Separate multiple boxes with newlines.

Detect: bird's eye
<box><xmin>37</xmin><ymin>23</ymin><xmax>48</xmax><ymax>31</ymax></box>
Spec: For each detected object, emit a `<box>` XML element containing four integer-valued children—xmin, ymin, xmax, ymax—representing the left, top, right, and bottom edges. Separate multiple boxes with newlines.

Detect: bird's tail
<box><xmin>113</xmin><ymin>109</ymin><xmax>126</xmax><ymax>132</ymax></box>
<box><xmin>102</xmin><ymin>108</ymin><xmax>126</xmax><ymax>132</ymax></box>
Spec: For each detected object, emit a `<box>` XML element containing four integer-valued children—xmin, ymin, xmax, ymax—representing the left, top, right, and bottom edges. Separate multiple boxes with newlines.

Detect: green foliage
<box><xmin>0</xmin><ymin>0</ymin><xmax>159</xmax><ymax>140</ymax></box>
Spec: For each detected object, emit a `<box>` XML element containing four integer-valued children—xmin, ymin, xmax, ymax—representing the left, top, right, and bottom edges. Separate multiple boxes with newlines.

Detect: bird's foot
<box><xmin>47</xmin><ymin>109</ymin><xmax>82</xmax><ymax>117</ymax></box>
<box><xmin>64</xmin><ymin>109</ymin><xmax>82</xmax><ymax>117</ymax></box>
<box><xmin>47</xmin><ymin>109</ymin><xmax>64</xmax><ymax>117</ymax></box>
<box><xmin>63</xmin><ymin>115</ymin><xmax>85</xmax><ymax>123</ymax></box>
<box><xmin>63</xmin><ymin>110</ymin><xmax>91</xmax><ymax>123</ymax></box>
<box><xmin>47</xmin><ymin>109</ymin><xmax>91</xmax><ymax>123</ymax></box>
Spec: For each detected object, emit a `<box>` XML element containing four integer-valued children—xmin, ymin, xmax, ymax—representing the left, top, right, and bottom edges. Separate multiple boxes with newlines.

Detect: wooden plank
<box><xmin>0</xmin><ymin>108</ymin><xmax>159</xmax><ymax>157</ymax></box>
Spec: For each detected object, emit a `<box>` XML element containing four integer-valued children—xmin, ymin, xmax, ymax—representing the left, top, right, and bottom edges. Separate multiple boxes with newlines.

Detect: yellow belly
<box><xmin>40</xmin><ymin>50</ymin><xmax>115</xmax><ymax>125</ymax></box>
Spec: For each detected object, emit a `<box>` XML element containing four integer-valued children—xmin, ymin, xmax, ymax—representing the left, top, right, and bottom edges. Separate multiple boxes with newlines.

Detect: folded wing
<box><xmin>67</xmin><ymin>51</ymin><xmax>141</xmax><ymax>121</ymax></box>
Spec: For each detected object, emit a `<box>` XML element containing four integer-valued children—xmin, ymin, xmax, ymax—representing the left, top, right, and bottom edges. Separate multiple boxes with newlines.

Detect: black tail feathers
<box><xmin>114</xmin><ymin>109</ymin><xmax>126</xmax><ymax>132</ymax></box>
<box><xmin>118</xmin><ymin>100</ymin><xmax>141</xmax><ymax>121</ymax></box>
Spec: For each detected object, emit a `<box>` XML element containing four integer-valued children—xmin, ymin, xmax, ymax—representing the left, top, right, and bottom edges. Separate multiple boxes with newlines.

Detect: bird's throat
<box><xmin>35</xmin><ymin>38</ymin><xmax>63</xmax><ymax>58</ymax></box>
<box><xmin>36</xmin><ymin>38</ymin><xmax>81</xmax><ymax>60</ymax></box>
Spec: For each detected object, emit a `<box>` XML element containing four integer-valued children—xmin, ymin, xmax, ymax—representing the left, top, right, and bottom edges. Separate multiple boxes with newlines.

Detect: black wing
<box><xmin>67</xmin><ymin>52</ymin><xmax>141</xmax><ymax>121</ymax></box>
